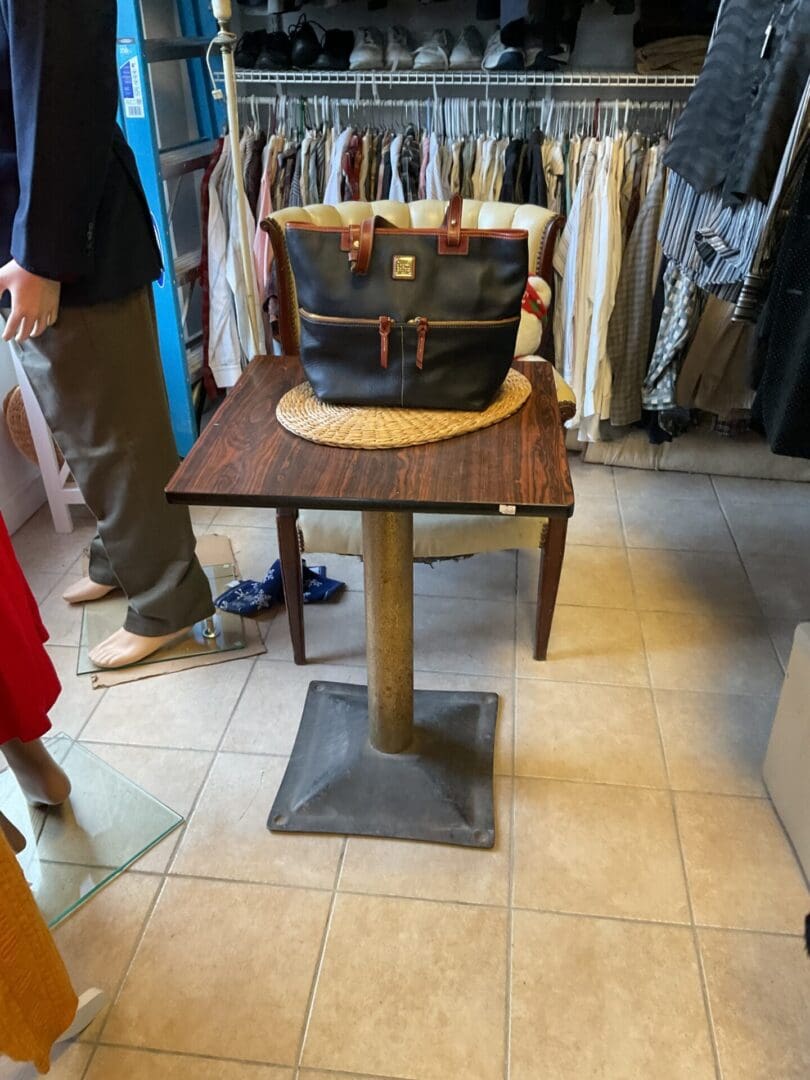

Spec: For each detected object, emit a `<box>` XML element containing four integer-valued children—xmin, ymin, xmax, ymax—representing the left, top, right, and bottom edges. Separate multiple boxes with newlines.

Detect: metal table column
<box><xmin>268</xmin><ymin>510</ymin><xmax>498</xmax><ymax>848</ymax></box>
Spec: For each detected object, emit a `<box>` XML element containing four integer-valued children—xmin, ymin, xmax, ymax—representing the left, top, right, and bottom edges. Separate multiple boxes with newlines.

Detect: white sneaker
<box><xmin>450</xmin><ymin>25</ymin><xmax>485</xmax><ymax>69</ymax></box>
<box><xmin>413</xmin><ymin>29</ymin><xmax>453</xmax><ymax>71</ymax></box>
<box><xmin>386</xmin><ymin>26</ymin><xmax>414</xmax><ymax>71</ymax></box>
<box><xmin>482</xmin><ymin>30</ymin><xmax>524</xmax><ymax>71</ymax></box>
<box><xmin>349</xmin><ymin>27</ymin><xmax>384</xmax><ymax>70</ymax></box>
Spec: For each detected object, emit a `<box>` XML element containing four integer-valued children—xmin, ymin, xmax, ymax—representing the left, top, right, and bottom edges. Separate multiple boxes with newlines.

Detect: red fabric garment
<box><xmin>0</xmin><ymin>515</ymin><xmax>59</xmax><ymax>744</ymax></box>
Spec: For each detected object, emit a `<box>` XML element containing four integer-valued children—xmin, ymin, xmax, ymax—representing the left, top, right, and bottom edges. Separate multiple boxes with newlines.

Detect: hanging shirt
<box><xmin>388</xmin><ymin>133</ymin><xmax>405</xmax><ymax>202</ymax></box>
<box><xmin>323</xmin><ymin>126</ymin><xmax>352</xmax><ymax>206</ymax></box>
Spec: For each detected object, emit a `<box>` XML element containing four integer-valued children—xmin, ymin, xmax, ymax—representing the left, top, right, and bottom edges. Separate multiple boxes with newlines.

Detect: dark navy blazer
<box><xmin>0</xmin><ymin>0</ymin><xmax>161</xmax><ymax>306</ymax></box>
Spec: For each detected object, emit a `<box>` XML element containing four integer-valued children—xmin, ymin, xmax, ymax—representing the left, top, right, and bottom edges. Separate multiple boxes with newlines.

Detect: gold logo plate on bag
<box><xmin>392</xmin><ymin>255</ymin><xmax>416</xmax><ymax>280</ymax></box>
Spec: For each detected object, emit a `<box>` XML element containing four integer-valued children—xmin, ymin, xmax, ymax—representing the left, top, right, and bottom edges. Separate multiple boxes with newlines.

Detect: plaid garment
<box><xmin>607</xmin><ymin>153</ymin><xmax>666</xmax><ymax>427</ymax></box>
<box><xmin>399</xmin><ymin>126</ymin><xmax>421</xmax><ymax>203</ymax></box>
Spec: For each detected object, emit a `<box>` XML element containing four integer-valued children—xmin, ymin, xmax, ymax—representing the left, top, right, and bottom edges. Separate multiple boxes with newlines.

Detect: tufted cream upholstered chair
<box><xmin>263</xmin><ymin>199</ymin><xmax>575</xmax><ymax>663</ymax></box>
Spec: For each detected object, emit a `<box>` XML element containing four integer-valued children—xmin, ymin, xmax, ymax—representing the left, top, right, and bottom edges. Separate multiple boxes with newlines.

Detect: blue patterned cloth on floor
<box><xmin>214</xmin><ymin>560</ymin><xmax>345</xmax><ymax>616</ymax></box>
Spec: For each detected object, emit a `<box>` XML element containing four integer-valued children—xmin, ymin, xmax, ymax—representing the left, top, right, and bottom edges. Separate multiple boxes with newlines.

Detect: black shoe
<box><xmin>312</xmin><ymin>29</ymin><xmax>355</xmax><ymax>71</ymax></box>
<box><xmin>256</xmin><ymin>30</ymin><xmax>291</xmax><ymax>71</ymax></box>
<box><xmin>234</xmin><ymin>30</ymin><xmax>263</xmax><ymax>70</ymax></box>
<box><xmin>289</xmin><ymin>15</ymin><xmax>322</xmax><ymax>69</ymax></box>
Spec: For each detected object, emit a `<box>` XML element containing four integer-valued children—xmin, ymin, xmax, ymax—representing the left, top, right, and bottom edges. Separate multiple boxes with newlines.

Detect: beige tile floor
<box><xmin>3</xmin><ymin>459</ymin><xmax>810</xmax><ymax>1080</ymax></box>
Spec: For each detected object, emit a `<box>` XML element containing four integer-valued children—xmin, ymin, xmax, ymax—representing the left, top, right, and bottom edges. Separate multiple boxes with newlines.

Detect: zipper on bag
<box><xmin>300</xmin><ymin>309</ymin><xmax>519</xmax><ymax>374</ymax></box>
<box><xmin>406</xmin><ymin>314</ymin><xmax>519</xmax><ymax>371</ymax></box>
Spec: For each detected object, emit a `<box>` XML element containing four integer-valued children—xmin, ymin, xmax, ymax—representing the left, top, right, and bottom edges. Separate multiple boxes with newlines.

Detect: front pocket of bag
<box><xmin>299</xmin><ymin>310</ymin><xmax>404</xmax><ymax>406</ymax></box>
<box><xmin>402</xmin><ymin>316</ymin><xmax>520</xmax><ymax>410</ymax></box>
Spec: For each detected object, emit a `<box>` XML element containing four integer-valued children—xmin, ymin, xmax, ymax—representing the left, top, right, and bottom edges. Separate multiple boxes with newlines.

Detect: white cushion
<box><xmin>299</xmin><ymin>509</ymin><xmax>546</xmax><ymax>559</ymax></box>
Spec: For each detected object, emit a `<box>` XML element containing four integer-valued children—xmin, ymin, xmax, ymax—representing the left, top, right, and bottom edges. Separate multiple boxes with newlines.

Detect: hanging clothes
<box><xmin>752</xmin><ymin>150</ymin><xmax>810</xmax><ymax>458</ymax></box>
<box><xmin>607</xmin><ymin>146</ymin><xmax>667</xmax><ymax>428</ymax></box>
<box><xmin>664</xmin><ymin>0</ymin><xmax>810</xmax><ymax>206</ymax></box>
<box><xmin>207</xmin><ymin>140</ymin><xmax>265</xmax><ymax>389</ymax></box>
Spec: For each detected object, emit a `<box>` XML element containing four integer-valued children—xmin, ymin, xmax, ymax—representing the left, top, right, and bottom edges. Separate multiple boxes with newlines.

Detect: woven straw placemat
<box><xmin>276</xmin><ymin>369</ymin><xmax>532</xmax><ymax>450</ymax></box>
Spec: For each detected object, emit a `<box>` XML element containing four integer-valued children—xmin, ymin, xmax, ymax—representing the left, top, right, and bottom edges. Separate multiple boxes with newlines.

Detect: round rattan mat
<box><xmin>276</xmin><ymin>369</ymin><xmax>532</xmax><ymax>450</ymax></box>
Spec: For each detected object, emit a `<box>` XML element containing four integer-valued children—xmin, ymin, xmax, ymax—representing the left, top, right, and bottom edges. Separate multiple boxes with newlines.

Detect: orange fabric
<box><xmin>0</xmin><ymin>834</ymin><xmax>77</xmax><ymax>1073</ymax></box>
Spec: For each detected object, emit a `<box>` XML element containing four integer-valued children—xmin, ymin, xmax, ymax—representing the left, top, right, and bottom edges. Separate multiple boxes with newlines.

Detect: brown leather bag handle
<box><xmin>443</xmin><ymin>194</ymin><xmax>463</xmax><ymax>248</ymax></box>
<box><xmin>348</xmin><ymin>216</ymin><xmax>376</xmax><ymax>275</ymax></box>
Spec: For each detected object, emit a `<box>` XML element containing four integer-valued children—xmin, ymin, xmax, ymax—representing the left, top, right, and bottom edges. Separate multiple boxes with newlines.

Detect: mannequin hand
<box><xmin>0</xmin><ymin>260</ymin><xmax>61</xmax><ymax>343</ymax></box>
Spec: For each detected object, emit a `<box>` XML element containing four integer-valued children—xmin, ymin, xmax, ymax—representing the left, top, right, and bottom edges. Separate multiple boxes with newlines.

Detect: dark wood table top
<box><xmin>167</xmin><ymin>355</ymin><xmax>574</xmax><ymax>518</ymax></box>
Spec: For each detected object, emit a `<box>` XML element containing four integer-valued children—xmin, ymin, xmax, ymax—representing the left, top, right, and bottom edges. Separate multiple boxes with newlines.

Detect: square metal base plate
<box><xmin>268</xmin><ymin>682</ymin><xmax>498</xmax><ymax>848</ymax></box>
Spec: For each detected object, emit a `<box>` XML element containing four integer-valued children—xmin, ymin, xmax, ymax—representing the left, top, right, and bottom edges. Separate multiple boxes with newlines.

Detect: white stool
<box><xmin>10</xmin><ymin>351</ymin><xmax>86</xmax><ymax>534</ymax></box>
<box><xmin>763</xmin><ymin>622</ymin><xmax>810</xmax><ymax>879</ymax></box>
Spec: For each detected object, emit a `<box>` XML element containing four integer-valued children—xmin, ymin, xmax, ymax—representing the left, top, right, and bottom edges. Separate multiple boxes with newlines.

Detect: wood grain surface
<box><xmin>167</xmin><ymin>356</ymin><xmax>574</xmax><ymax>518</ymax></box>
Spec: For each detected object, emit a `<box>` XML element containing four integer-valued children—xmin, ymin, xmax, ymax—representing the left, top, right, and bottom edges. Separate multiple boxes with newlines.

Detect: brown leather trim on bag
<box><xmin>349</xmin><ymin>217</ymin><xmax>376</xmax><ymax>275</ymax></box>
<box><xmin>263</xmin><ymin>217</ymin><xmax>300</xmax><ymax>355</ymax></box>
<box><xmin>287</xmin><ymin>223</ymin><xmax>528</xmax><ymax>241</ymax></box>
<box><xmin>437</xmin><ymin>234</ymin><xmax>470</xmax><ymax>255</ymax></box>
<box><xmin>340</xmin><ymin>224</ymin><xmax>360</xmax><ymax>253</ymax></box>
<box><xmin>443</xmin><ymin>193</ymin><xmax>464</xmax><ymax>247</ymax></box>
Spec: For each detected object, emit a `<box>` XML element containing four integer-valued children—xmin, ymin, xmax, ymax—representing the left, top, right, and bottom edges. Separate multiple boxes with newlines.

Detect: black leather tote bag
<box><xmin>283</xmin><ymin>196</ymin><xmax>529</xmax><ymax>411</ymax></box>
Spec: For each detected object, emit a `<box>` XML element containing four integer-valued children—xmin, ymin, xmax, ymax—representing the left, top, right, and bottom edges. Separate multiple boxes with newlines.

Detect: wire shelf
<box><xmin>224</xmin><ymin>69</ymin><xmax>697</xmax><ymax>89</ymax></box>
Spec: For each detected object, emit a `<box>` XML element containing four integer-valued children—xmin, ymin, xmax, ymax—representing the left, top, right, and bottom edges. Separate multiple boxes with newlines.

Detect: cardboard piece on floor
<box><xmin>89</xmin><ymin>534</ymin><xmax>267</xmax><ymax>688</ymax></box>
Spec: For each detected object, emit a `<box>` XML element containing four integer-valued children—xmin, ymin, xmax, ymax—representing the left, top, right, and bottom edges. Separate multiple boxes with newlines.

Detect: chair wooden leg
<box><xmin>535</xmin><ymin>516</ymin><xmax>568</xmax><ymax>661</ymax></box>
<box><xmin>276</xmin><ymin>507</ymin><xmax>306</xmax><ymax>665</ymax></box>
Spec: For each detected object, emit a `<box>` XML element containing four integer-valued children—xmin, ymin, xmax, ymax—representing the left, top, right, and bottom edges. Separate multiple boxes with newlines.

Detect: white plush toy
<box><xmin>515</xmin><ymin>275</ymin><xmax>552</xmax><ymax>358</ymax></box>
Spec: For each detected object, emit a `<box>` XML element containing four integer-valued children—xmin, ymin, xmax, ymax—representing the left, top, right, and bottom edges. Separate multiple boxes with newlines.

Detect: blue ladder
<box><xmin>116</xmin><ymin>0</ymin><xmax>225</xmax><ymax>455</ymax></box>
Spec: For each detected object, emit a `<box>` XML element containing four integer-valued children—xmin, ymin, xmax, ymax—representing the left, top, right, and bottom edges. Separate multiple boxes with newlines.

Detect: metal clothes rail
<box><xmin>224</xmin><ymin>69</ymin><xmax>697</xmax><ymax>89</ymax></box>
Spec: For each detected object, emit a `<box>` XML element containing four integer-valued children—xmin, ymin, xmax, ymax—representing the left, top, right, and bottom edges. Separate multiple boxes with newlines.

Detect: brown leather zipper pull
<box><xmin>416</xmin><ymin>317</ymin><xmax>428</xmax><ymax>370</ymax></box>
<box><xmin>379</xmin><ymin>316</ymin><xmax>393</xmax><ymax>368</ymax></box>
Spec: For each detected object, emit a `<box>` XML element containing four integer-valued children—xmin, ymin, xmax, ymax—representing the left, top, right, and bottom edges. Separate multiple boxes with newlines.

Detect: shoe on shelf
<box><xmin>349</xmin><ymin>27</ymin><xmax>385</xmax><ymax>71</ymax></box>
<box><xmin>413</xmin><ymin>29</ymin><xmax>453</xmax><ymax>71</ymax></box>
<box><xmin>525</xmin><ymin>48</ymin><xmax>564</xmax><ymax>71</ymax></box>
<box><xmin>386</xmin><ymin>26</ymin><xmax>414</xmax><ymax>71</ymax></box>
<box><xmin>312</xmin><ymin>28</ymin><xmax>355</xmax><ymax>70</ymax></box>
<box><xmin>450</xmin><ymin>25</ymin><xmax>485</xmax><ymax>69</ymax></box>
<box><xmin>255</xmin><ymin>30</ymin><xmax>292</xmax><ymax>71</ymax></box>
<box><xmin>289</xmin><ymin>15</ymin><xmax>323</xmax><ymax>69</ymax></box>
<box><xmin>482</xmin><ymin>30</ymin><xmax>524</xmax><ymax>71</ymax></box>
<box><xmin>234</xmin><ymin>30</ymin><xmax>264</xmax><ymax>70</ymax></box>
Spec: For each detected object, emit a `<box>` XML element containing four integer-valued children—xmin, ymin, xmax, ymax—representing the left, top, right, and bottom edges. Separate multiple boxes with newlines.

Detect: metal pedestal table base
<box><xmin>268</xmin><ymin>509</ymin><xmax>499</xmax><ymax>849</ymax></box>
<box><xmin>268</xmin><ymin>682</ymin><xmax>497</xmax><ymax>848</ymax></box>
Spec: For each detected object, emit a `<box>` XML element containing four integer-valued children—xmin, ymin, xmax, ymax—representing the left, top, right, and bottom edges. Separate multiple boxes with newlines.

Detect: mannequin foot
<box><xmin>58</xmin><ymin>989</ymin><xmax>108</xmax><ymax>1042</ymax></box>
<box><xmin>0</xmin><ymin>810</ymin><xmax>26</xmax><ymax>853</ymax></box>
<box><xmin>63</xmin><ymin>577</ymin><xmax>118</xmax><ymax>604</ymax></box>
<box><xmin>88</xmin><ymin>626</ymin><xmax>191</xmax><ymax>670</ymax></box>
<box><xmin>2</xmin><ymin>738</ymin><xmax>72</xmax><ymax>806</ymax></box>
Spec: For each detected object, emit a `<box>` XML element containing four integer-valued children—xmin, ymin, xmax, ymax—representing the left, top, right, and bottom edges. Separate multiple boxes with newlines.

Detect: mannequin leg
<box><xmin>8</xmin><ymin>289</ymin><xmax>214</xmax><ymax>668</ymax></box>
<box><xmin>1</xmin><ymin>739</ymin><xmax>71</xmax><ymax>806</ymax></box>
<box><xmin>63</xmin><ymin>532</ymin><xmax>119</xmax><ymax>604</ymax></box>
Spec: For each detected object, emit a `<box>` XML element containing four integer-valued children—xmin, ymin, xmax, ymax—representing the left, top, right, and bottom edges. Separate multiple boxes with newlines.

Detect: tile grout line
<box><xmin>293</xmin><ymin>840</ymin><xmax>348</xmax><ymax>1076</ymax></box>
<box><xmin>710</xmin><ymin>474</ymin><xmax>787</xmax><ymax>672</ymax></box>
<box><xmin>86</xmin><ymin>1038</ymin><xmax>297</xmax><ymax>1071</ymax></box>
<box><xmin>620</xmin><ymin>485</ymin><xmax>725</xmax><ymax>1080</ymax></box>
<box><xmin>503</xmin><ymin>571</ymin><xmax>520</xmax><ymax>1080</ymax></box>
<box><xmin>91</xmin><ymin>656</ymin><xmax>261</xmax><ymax>1047</ymax></box>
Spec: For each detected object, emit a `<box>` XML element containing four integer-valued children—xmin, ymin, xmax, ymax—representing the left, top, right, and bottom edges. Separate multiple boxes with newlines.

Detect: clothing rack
<box><xmin>236</xmin><ymin>93</ymin><xmax>682</xmax><ymax>140</ymax></box>
<box><xmin>223</xmin><ymin>70</ymin><xmax>697</xmax><ymax>89</ymax></box>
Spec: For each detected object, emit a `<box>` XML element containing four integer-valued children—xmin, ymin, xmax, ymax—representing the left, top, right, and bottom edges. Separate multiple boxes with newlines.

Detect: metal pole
<box><xmin>210</xmin><ymin>1</ymin><xmax>262</xmax><ymax>359</ymax></box>
<box><xmin>362</xmin><ymin>511</ymin><xmax>414</xmax><ymax>754</ymax></box>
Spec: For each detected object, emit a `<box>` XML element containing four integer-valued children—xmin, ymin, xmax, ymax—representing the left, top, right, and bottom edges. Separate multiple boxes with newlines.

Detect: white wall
<box><xmin>0</xmin><ymin>338</ymin><xmax>45</xmax><ymax>533</ymax></box>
